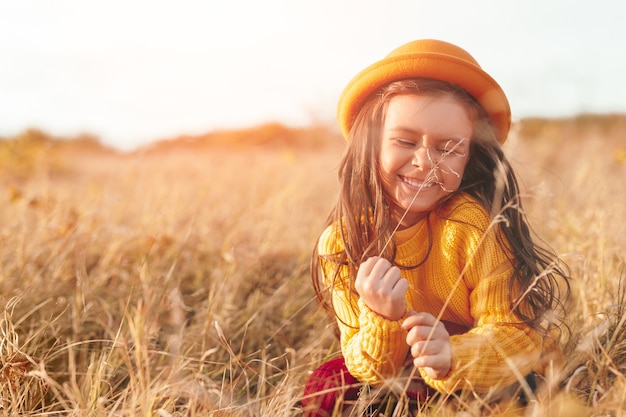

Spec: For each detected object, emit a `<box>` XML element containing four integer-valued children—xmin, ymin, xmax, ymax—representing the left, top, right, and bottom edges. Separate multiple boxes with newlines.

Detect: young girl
<box><xmin>302</xmin><ymin>39</ymin><xmax>570</xmax><ymax>415</ymax></box>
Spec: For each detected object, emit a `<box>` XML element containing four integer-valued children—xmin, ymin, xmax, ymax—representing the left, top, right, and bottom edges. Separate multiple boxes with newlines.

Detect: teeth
<box><xmin>402</xmin><ymin>176</ymin><xmax>434</xmax><ymax>188</ymax></box>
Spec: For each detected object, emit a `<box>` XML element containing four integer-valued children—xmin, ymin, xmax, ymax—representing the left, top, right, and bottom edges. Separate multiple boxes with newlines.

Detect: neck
<box><xmin>390</xmin><ymin>206</ymin><xmax>428</xmax><ymax>231</ymax></box>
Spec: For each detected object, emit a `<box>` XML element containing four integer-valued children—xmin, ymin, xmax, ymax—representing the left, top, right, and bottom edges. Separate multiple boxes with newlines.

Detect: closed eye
<box><xmin>437</xmin><ymin>147</ymin><xmax>462</xmax><ymax>155</ymax></box>
<box><xmin>393</xmin><ymin>138</ymin><xmax>416</xmax><ymax>147</ymax></box>
<box><xmin>437</xmin><ymin>139</ymin><xmax>467</xmax><ymax>156</ymax></box>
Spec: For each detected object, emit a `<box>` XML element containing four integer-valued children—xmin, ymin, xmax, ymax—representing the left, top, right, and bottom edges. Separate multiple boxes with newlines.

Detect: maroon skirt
<box><xmin>301</xmin><ymin>357</ymin><xmax>436</xmax><ymax>416</ymax></box>
<box><xmin>301</xmin><ymin>320</ymin><xmax>470</xmax><ymax>416</ymax></box>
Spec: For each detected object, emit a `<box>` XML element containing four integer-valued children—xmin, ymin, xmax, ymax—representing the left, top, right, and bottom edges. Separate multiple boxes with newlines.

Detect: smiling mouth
<box><xmin>400</xmin><ymin>176</ymin><xmax>438</xmax><ymax>189</ymax></box>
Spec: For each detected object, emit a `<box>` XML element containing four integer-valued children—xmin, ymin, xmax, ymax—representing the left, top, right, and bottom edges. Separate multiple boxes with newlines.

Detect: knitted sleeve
<box><xmin>420</xmin><ymin>202</ymin><xmax>544</xmax><ymax>393</ymax></box>
<box><xmin>317</xmin><ymin>225</ymin><xmax>409</xmax><ymax>384</ymax></box>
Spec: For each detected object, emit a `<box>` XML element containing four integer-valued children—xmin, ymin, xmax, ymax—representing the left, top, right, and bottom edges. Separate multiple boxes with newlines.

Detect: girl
<box><xmin>302</xmin><ymin>39</ymin><xmax>570</xmax><ymax>415</ymax></box>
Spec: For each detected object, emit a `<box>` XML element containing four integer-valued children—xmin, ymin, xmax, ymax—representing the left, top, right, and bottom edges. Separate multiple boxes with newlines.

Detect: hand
<box><xmin>402</xmin><ymin>311</ymin><xmax>452</xmax><ymax>380</ymax></box>
<box><xmin>354</xmin><ymin>256</ymin><xmax>408</xmax><ymax>321</ymax></box>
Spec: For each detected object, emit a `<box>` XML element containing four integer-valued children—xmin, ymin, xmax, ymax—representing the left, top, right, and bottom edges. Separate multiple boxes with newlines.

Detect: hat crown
<box><xmin>386</xmin><ymin>39</ymin><xmax>481</xmax><ymax>68</ymax></box>
<box><xmin>337</xmin><ymin>39</ymin><xmax>511</xmax><ymax>143</ymax></box>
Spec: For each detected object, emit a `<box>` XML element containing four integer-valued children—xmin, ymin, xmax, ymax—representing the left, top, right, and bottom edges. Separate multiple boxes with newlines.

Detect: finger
<box><xmin>380</xmin><ymin>264</ymin><xmax>401</xmax><ymax>285</ymax></box>
<box><xmin>355</xmin><ymin>258</ymin><xmax>384</xmax><ymax>292</ymax></box>
<box><xmin>412</xmin><ymin>352</ymin><xmax>448</xmax><ymax>370</ymax></box>
<box><xmin>378</xmin><ymin>266</ymin><xmax>402</xmax><ymax>295</ymax></box>
<box><xmin>406</xmin><ymin>326</ymin><xmax>428</xmax><ymax>344</ymax></box>
<box><xmin>406</xmin><ymin>326</ymin><xmax>434</xmax><ymax>346</ymax></box>
<box><xmin>406</xmin><ymin>323</ymin><xmax>447</xmax><ymax>342</ymax></box>
<box><xmin>358</xmin><ymin>256</ymin><xmax>380</xmax><ymax>277</ymax></box>
<box><xmin>379</xmin><ymin>266</ymin><xmax>408</xmax><ymax>303</ymax></box>
<box><xmin>410</xmin><ymin>339</ymin><xmax>446</xmax><ymax>358</ymax></box>
<box><xmin>392</xmin><ymin>276</ymin><xmax>409</xmax><ymax>294</ymax></box>
<box><xmin>368</xmin><ymin>257</ymin><xmax>392</xmax><ymax>279</ymax></box>
<box><xmin>402</xmin><ymin>312</ymin><xmax>437</xmax><ymax>330</ymax></box>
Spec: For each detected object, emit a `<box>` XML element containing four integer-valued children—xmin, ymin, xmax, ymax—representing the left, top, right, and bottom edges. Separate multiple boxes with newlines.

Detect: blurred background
<box><xmin>1</xmin><ymin>2</ymin><xmax>625</xmax><ymax>415</ymax></box>
<box><xmin>1</xmin><ymin>0</ymin><xmax>625</xmax><ymax>151</ymax></box>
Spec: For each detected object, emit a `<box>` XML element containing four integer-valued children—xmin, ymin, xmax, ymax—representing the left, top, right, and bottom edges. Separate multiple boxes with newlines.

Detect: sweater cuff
<box><xmin>419</xmin><ymin>365</ymin><xmax>459</xmax><ymax>394</ymax></box>
<box><xmin>357</xmin><ymin>299</ymin><xmax>407</xmax><ymax>362</ymax></box>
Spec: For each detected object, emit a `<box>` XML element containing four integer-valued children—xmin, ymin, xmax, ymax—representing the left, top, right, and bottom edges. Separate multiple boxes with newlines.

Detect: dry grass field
<box><xmin>0</xmin><ymin>116</ymin><xmax>624</xmax><ymax>416</ymax></box>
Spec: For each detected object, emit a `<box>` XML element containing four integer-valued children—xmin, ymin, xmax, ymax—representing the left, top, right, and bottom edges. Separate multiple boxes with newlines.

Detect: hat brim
<box><xmin>337</xmin><ymin>52</ymin><xmax>511</xmax><ymax>144</ymax></box>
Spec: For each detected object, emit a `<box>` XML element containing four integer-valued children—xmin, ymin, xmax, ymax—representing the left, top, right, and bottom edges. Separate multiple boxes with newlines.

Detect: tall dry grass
<box><xmin>0</xmin><ymin>118</ymin><xmax>624</xmax><ymax>416</ymax></box>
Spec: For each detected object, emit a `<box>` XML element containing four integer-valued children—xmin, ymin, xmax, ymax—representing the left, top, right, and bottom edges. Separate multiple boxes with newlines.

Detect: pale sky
<box><xmin>1</xmin><ymin>0</ymin><xmax>625</xmax><ymax>150</ymax></box>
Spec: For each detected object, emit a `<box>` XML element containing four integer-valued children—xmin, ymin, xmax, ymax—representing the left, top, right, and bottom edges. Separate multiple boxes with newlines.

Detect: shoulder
<box><xmin>436</xmin><ymin>193</ymin><xmax>512</xmax><ymax>262</ymax></box>
<box><xmin>317</xmin><ymin>223</ymin><xmax>345</xmax><ymax>256</ymax></box>
<box><xmin>437</xmin><ymin>192</ymin><xmax>491</xmax><ymax>231</ymax></box>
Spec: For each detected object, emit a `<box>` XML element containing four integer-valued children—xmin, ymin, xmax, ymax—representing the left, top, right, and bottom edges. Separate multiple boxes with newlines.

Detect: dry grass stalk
<box><xmin>0</xmin><ymin>119</ymin><xmax>623</xmax><ymax>415</ymax></box>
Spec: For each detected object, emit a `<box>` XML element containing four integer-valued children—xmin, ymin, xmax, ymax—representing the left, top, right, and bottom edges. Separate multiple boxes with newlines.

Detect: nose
<box><xmin>412</xmin><ymin>146</ymin><xmax>434</xmax><ymax>169</ymax></box>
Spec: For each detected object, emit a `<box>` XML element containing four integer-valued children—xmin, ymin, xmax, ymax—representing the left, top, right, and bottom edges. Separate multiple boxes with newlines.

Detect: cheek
<box><xmin>378</xmin><ymin>154</ymin><xmax>402</xmax><ymax>196</ymax></box>
<box><xmin>441</xmin><ymin>158</ymin><xmax>469</xmax><ymax>186</ymax></box>
<box><xmin>378</xmin><ymin>160</ymin><xmax>395</xmax><ymax>190</ymax></box>
<box><xmin>379</xmin><ymin>147</ymin><xmax>397</xmax><ymax>178</ymax></box>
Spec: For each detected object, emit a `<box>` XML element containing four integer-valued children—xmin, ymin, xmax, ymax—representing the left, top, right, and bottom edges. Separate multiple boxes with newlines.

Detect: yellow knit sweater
<box><xmin>318</xmin><ymin>192</ymin><xmax>557</xmax><ymax>394</ymax></box>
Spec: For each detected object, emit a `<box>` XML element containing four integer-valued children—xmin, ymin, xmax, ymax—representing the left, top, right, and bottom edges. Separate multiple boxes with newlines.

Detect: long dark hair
<box><xmin>312</xmin><ymin>78</ymin><xmax>570</xmax><ymax>339</ymax></box>
<box><xmin>460</xmin><ymin>117</ymin><xmax>570</xmax><ymax>337</ymax></box>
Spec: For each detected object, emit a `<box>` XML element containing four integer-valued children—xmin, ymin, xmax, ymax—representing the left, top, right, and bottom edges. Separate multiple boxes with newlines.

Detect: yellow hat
<box><xmin>337</xmin><ymin>39</ymin><xmax>511</xmax><ymax>143</ymax></box>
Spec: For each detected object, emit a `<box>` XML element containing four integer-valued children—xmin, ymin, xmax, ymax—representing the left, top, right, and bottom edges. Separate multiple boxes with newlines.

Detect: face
<box><xmin>379</xmin><ymin>94</ymin><xmax>473</xmax><ymax>228</ymax></box>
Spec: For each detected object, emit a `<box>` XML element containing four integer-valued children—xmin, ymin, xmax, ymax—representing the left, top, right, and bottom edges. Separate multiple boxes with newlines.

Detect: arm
<box><xmin>421</xmin><ymin>262</ymin><xmax>543</xmax><ymax>393</ymax></box>
<box><xmin>404</xmin><ymin>204</ymin><xmax>545</xmax><ymax>393</ymax></box>
<box><xmin>318</xmin><ymin>227</ymin><xmax>410</xmax><ymax>384</ymax></box>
